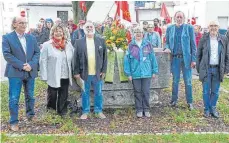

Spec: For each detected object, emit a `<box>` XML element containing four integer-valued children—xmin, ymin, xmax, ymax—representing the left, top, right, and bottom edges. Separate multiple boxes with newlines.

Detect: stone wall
<box><xmin>69</xmin><ymin>48</ymin><xmax>170</xmax><ymax>108</ymax></box>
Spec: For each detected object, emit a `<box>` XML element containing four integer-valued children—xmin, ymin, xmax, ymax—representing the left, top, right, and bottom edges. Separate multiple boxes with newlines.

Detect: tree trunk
<box><xmin>72</xmin><ymin>1</ymin><xmax>94</xmax><ymax>24</ymax></box>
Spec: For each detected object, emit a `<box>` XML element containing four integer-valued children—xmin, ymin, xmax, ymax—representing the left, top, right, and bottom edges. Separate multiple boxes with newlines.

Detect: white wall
<box><xmin>19</xmin><ymin>6</ymin><xmax>73</xmax><ymax>29</ymax></box>
<box><xmin>87</xmin><ymin>1</ymin><xmax>136</xmax><ymax>26</ymax></box>
<box><xmin>205</xmin><ymin>1</ymin><xmax>229</xmax><ymax>29</ymax></box>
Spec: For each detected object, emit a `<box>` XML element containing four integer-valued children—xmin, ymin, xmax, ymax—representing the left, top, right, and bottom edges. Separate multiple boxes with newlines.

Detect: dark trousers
<box><xmin>47</xmin><ymin>79</ymin><xmax>69</xmax><ymax>115</ymax></box>
<box><xmin>132</xmin><ymin>78</ymin><xmax>151</xmax><ymax>112</ymax></box>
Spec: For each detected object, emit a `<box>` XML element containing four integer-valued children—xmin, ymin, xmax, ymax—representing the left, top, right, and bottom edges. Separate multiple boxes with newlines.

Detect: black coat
<box><xmin>73</xmin><ymin>36</ymin><xmax>107</xmax><ymax>81</ymax></box>
<box><xmin>196</xmin><ymin>33</ymin><xmax>229</xmax><ymax>82</ymax></box>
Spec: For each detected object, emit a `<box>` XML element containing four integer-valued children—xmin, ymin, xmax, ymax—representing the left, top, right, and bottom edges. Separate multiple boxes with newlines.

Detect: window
<box><xmin>218</xmin><ymin>16</ymin><xmax>228</xmax><ymax>29</ymax></box>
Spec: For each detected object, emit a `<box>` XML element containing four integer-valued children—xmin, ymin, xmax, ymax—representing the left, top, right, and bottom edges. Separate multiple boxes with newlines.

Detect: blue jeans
<box><xmin>8</xmin><ymin>77</ymin><xmax>35</xmax><ymax>125</ymax></box>
<box><xmin>171</xmin><ymin>57</ymin><xmax>193</xmax><ymax>103</ymax></box>
<box><xmin>202</xmin><ymin>67</ymin><xmax>220</xmax><ymax>112</ymax></box>
<box><xmin>82</xmin><ymin>75</ymin><xmax>103</xmax><ymax>114</ymax></box>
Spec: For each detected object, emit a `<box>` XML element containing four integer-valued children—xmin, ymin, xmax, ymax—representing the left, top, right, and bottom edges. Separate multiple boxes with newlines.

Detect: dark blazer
<box><xmin>196</xmin><ymin>33</ymin><xmax>229</xmax><ymax>82</ymax></box>
<box><xmin>73</xmin><ymin>35</ymin><xmax>107</xmax><ymax>80</ymax></box>
<box><xmin>31</xmin><ymin>29</ymin><xmax>48</xmax><ymax>46</ymax></box>
<box><xmin>2</xmin><ymin>31</ymin><xmax>40</xmax><ymax>78</ymax></box>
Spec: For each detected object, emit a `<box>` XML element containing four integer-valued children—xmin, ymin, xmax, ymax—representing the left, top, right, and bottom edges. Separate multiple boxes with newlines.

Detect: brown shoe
<box><xmin>10</xmin><ymin>124</ymin><xmax>19</xmax><ymax>131</ymax></box>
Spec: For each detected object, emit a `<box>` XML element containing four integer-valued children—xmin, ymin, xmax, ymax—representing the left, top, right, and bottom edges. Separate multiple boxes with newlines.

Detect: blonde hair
<box><xmin>49</xmin><ymin>24</ymin><xmax>69</xmax><ymax>40</ymax></box>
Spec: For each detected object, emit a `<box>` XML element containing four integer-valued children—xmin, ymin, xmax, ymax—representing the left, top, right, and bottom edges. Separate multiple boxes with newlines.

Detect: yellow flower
<box><xmin>116</xmin><ymin>38</ymin><xmax>124</xmax><ymax>43</ymax></box>
<box><xmin>112</xmin><ymin>29</ymin><xmax>118</xmax><ymax>35</ymax></box>
<box><xmin>109</xmin><ymin>36</ymin><xmax>115</xmax><ymax>40</ymax></box>
<box><xmin>106</xmin><ymin>40</ymin><xmax>112</xmax><ymax>45</ymax></box>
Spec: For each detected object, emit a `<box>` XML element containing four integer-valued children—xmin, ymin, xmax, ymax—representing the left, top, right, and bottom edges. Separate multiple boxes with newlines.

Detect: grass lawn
<box><xmin>1</xmin><ymin>133</ymin><xmax>229</xmax><ymax>143</ymax></box>
<box><xmin>1</xmin><ymin>78</ymin><xmax>229</xmax><ymax>142</ymax></box>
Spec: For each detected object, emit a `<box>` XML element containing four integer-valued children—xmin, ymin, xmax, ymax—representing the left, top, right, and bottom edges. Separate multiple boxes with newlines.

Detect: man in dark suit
<box><xmin>2</xmin><ymin>16</ymin><xmax>40</xmax><ymax>131</ymax></box>
<box><xmin>73</xmin><ymin>21</ymin><xmax>107</xmax><ymax>120</ymax></box>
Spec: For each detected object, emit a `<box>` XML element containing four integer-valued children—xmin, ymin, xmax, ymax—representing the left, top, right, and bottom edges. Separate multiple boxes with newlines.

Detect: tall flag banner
<box><xmin>114</xmin><ymin>1</ymin><xmax>131</xmax><ymax>22</ymax></box>
<box><xmin>160</xmin><ymin>3</ymin><xmax>171</xmax><ymax>24</ymax></box>
<box><xmin>79</xmin><ymin>1</ymin><xmax>87</xmax><ymax>13</ymax></box>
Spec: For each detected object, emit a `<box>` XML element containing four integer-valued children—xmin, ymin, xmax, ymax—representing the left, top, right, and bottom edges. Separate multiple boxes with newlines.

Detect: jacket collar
<box><xmin>129</xmin><ymin>37</ymin><xmax>149</xmax><ymax>48</ymax></box>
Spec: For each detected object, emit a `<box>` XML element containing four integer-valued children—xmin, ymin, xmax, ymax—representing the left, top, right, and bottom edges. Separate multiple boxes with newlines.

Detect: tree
<box><xmin>72</xmin><ymin>1</ymin><xmax>94</xmax><ymax>24</ymax></box>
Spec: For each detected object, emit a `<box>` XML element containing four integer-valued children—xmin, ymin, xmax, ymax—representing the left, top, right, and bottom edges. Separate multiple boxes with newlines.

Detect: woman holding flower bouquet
<box><xmin>124</xmin><ymin>26</ymin><xmax>158</xmax><ymax>118</ymax></box>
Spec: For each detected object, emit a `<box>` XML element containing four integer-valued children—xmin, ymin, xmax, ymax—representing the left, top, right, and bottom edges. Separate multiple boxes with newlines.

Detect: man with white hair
<box><xmin>55</xmin><ymin>18</ymin><xmax>62</xmax><ymax>25</ymax></box>
<box><xmin>73</xmin><ymin>21</ymin><xmax>107</xmax><ymax>120</ymax></box>
<box><xmin>2</xmin><ymin>16</ymin><xmax>40</xmax><ymax>131</ymax></box>
<box><xmin>197</xmin><ymin>21</ymin><xmax>229</xmax><ymax>118</ymax></box>
<box><xmin>164</xmin><ymin>11</ymin><xmax>197</xmax><ymax>110</ymax></box>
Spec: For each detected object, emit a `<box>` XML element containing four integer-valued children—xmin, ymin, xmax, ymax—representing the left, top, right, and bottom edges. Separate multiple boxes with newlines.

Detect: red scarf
<box><xmin>52</xmin><ymin>38</ymin><xmax>65</xmax><ymax>51</ymax></box>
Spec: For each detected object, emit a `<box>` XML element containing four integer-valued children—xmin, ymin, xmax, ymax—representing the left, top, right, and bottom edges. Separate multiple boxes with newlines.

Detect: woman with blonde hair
<box><xmin>39</xmin><ymin>24</ymin><xmax>74</xmax><ymax>116</ymax></box>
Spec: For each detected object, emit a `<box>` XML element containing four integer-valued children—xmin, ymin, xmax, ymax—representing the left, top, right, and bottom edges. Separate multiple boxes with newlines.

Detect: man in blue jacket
<box><xmin>164</xmin><ymin>11</ymin><xmax>197</xmax><ymax>110</ymax></box>
<box><xmin>2</xmin><ymin>16</ymin><xmax>40</xmax><ymax>131</ymax></box>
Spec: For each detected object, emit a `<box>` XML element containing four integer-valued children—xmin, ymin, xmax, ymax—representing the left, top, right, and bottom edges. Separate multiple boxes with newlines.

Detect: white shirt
<box><xmin>16</xmin><ymin>31</ymin><xmax>27</xmax><ymax>55</ymax></box>
<box><xmin>136</xmin><ymin>40</ymin><xmax>142</xmax><ymax>48</ymax></box>
<box><xmin>61</xmin><ymin>51</ymin><xmax>69</xmax><ymax>79</ymax></box>
<box><xmin>210</xmin><ymin>36</ymin><xmax>219</xmax><ymax>65</ymax></box>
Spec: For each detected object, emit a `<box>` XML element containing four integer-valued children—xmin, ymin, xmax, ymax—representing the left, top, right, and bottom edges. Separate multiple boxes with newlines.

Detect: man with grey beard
<box><xmin>73</xmin><ymin>21</ymin><xmax>107</xmax><ymax>120</ymax></box>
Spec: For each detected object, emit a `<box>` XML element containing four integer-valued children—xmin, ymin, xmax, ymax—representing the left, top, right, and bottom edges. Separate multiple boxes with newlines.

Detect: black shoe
<box><xmin>170</xmin><ymin>101</ymin><xmax>177</xmax><ymax>107</ymax></box>
<box><xmin>27</xmin><ymin>116</ymin><xmax>34</xmax><ymax>121</ymax></box>
<box><xmin>211</xmin><ymin>107</ymin><xmax>219</xmax><ymax>118</ymax></box>
<box><xmin>188</xmin><ymin>103</ymin><xmax>194</xmax><ymax>110</ymax></box>
<box><xmin>203</xmin><ymin>111</ymin><xmax>210</xmax><ymax>118</ymax></box>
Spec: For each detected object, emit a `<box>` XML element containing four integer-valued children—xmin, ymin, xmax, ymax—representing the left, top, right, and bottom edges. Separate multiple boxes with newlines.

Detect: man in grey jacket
<box><xmin>196</xmin><ymin>21</ymin><xmax>229</xmax><ymax>118</ymax></box>
<box><xmin>73</xmin><ymin>21</ymin><xmax>107</xmax><ymax>120</ymax></box>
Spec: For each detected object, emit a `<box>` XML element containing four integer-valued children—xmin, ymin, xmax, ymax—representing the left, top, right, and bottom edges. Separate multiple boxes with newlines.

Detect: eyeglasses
<box><xmin>86</xmin><ymin>26</ymin><xmax>93</xmax><ymax>28</ymax></box>
<box><xmin>209</xmin><ymin>25</ymin><xmax>218</xmax><ymax>27</ymax></box>
<box><xmin>134</xmin><ymin>32</ymin><xmax>143</xmax><ymax>34</ymax></box>
<box><xmin>18</xmin><ymin>22</ymin><xmax>28</xmax><ymax>25</ymax></box>
<box><xmin>148</xmin><ymin>27</ymin><xmax>154</xmax><ymax>28</ymax></box>
<box><xmin>176</xmin><ymin>16</ymin><xmax>183</xmax><ymax>19</ymax></box>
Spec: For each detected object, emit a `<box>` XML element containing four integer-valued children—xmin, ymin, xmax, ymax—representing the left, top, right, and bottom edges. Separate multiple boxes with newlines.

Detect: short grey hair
<box><xmin>133</xmin><ymin>26</ymin><xmax>144</xmax><ymax>33</ymax></box>
<box><xmin>11</xmin><ymin>17</ymin><xmax>17</xmax><ymax>30</ymax></box>
<box><xmin>49</xmin><ymin>24</ymin><xmax>69</xmax><ymax>40</ymax></box>
<box><xmin>174</xmin><ymin>11</ymin><xmax>185</xmax><ymax>23</ymax></box>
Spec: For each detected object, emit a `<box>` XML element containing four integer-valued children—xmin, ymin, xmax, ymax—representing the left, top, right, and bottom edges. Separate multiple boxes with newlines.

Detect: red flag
<box><xmin>160</xmin><ymin>3</ymin><xmax>171</xmax><ymax>24</ymax></box>
<box><xmin>79</xmin><ymin>1</ymin><xmax>87</xmax><ymax>13</ymax></box>
<box><xmin>114</xmin><ymin>1</ymin><xmax>131</xmax><ymax>22</ymax></box>
<box><xmin>191</xmin><ymin>17</ymin><xmax>196</xmax><ymax>25</ymax></box>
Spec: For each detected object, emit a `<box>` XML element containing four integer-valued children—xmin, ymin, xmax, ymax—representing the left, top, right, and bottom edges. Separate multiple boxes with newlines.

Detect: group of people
<box><xmin>2</xmin><ymin>10</ymin><xmax>229</xmax><ymax>132</ymax></box>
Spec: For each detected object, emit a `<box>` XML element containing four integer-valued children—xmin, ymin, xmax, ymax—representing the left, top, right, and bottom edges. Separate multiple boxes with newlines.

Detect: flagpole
<box><xmin>120</xmin><ymin>1</ymin><xmax>123</xmax><ymax>24</ymax></box>
<box><xmin>103</xmin><ymin>2</ymin><xmax>115</xmax><ymax>24</ymax></box>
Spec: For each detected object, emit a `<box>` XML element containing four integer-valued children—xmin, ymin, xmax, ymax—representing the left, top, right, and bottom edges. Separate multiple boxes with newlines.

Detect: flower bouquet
<box><xmin>103</xmin><ymin>22</ymin><xmax>128</xmax><ymax>52</ymax></box>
